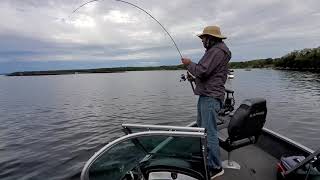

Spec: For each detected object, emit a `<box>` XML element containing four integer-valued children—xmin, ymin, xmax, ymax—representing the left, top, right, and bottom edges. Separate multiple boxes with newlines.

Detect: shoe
<box><xmin>209</xmin><ymin>168</ymin><xmax>224</xmax><ymax>179</ymax></box>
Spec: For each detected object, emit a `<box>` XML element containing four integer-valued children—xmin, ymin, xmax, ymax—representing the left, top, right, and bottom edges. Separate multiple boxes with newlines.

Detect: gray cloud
<box><xmin>0</xmin><ymin>0</ymin><xmax>319</xmax><ymax>70</ymax></box>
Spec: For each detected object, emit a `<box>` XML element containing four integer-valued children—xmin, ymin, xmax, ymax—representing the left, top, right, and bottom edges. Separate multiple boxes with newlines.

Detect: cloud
<box><xmin>103</xmin><ymin>10</ymin><xmax>138</xmax><ymax>23</ymax></box>
<box><xmin>0</xmin><ymin>0</ymin><xmax>320</xmax><ymax>72</ymax></box>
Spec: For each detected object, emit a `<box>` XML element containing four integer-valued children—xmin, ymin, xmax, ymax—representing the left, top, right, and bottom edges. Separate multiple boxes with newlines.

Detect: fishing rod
<box><xmin>71</xmin><ymin>0</ymin><xmax>195</xmax><ymax>93</ymax></box>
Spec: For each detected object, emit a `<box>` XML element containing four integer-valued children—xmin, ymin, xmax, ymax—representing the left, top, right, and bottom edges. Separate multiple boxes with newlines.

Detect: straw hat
<box><xmin>198</xmin><ymin>25</ymin><xmax>227</xmax><ymax>39</ymax></box>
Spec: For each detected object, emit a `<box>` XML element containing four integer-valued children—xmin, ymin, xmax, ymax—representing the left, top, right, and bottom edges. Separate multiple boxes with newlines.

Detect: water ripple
<box><xmin>0</xmin><ymin>70</ymin><xmax>319</xmax><ymax>179</ymax></box>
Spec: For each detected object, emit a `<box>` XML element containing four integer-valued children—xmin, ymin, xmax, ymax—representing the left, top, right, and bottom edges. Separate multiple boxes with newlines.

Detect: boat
<box><xmin>80</xmin><ymin>89</ymin><xmax>319</xmax><ymax>180</ymax></box>
<box><xmin>227</xmin><ymin>70</ymin><xmax>234</xmax><ymax>79</ymax></box>
<box><xmin>227</xmin><ymin>73</ymin><xmax>234</xmax><ymax>79</ymax></box>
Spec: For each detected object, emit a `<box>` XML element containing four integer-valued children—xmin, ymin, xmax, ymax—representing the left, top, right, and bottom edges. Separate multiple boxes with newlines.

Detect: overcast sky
<box><xmin>0</xmin><ymin>0</ymin><xmax>320</xmax><ymax>73</ymax></box>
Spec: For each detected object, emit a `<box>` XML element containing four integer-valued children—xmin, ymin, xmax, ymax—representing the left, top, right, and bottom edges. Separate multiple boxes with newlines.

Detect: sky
<box><xmin>0</xmin><ymin>0</ymin><xmax>320</xmax><ymax>73</ymax></box>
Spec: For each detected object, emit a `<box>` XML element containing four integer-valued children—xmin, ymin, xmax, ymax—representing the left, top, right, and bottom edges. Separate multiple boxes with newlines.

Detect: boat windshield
<box><xmin>83</xmin><ymin>131</ymin><xmax>207</xmax><ymax>180</ymax></box>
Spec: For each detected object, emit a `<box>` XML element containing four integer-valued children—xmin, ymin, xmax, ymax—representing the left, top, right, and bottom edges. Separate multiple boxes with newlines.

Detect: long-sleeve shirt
<box><xmin>186</xmin><ymin>42</ymin><xmax>231</xmax><ymax>101</ymax></box>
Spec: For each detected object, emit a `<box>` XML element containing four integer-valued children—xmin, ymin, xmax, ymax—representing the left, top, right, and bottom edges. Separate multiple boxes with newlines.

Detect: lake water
<box><xmin>0</xmin><ymin>69</ymin><xmax>319</xmax><ymax>179</ymax></box>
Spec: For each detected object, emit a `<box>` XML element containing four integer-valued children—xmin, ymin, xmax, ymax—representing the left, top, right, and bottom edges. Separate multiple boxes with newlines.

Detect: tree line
<box><xmin>6</xmin><ymin>46</ymin><xmax>320</xmax><ymax>76</ymax></box>
<box><xmin>6</xmin><ymin>65</ymin><xmax>185</xmax><ymax>76</ymax></box>
<box><xmin>229</xmin><ymin>46</ymin><xmax>320</xmax><ymax>70</ymax></box>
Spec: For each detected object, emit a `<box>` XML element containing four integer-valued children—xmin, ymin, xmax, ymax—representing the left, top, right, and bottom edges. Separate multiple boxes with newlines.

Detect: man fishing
<box><xmin>181</xmin><ymin>25</ymin><xmax>231</xmax><ymax>179</ymax></box>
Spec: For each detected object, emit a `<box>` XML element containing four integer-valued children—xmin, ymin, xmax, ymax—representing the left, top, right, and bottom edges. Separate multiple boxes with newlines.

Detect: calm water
<box><xmin>0</xmin><ymin>69</ymin><xmax>319</xmax><ymax>179</ymax></box>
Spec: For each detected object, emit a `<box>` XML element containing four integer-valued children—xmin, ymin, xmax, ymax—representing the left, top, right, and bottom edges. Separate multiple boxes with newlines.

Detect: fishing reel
<box><xmin>180</xmin><ymin>74</ymin><xmax>187</xmax><ymax>82</ymax></box>
<box><xmin>180</xmin><ymin>72</ymin><xmax>196</xmax><ymax>93</ymax></box>
<box><xmin>180</xmin><ymin>72</ymin><xmax>195</xmax><ymax>82</ymax></box>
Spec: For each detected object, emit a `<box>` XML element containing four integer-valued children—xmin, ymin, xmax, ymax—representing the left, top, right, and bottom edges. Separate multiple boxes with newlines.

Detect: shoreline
<box><xmin>5</xmin><ymin>65</ymin><xmax>320</xmax><ymax>77</ymax></box>
<box><xmin>5</xmin><ymin>65</ymin><xmax>185</xmax><ymax>76</ymax></box>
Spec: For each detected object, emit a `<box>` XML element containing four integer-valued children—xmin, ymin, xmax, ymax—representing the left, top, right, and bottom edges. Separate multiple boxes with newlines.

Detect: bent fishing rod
<box><xmin>71</xmin><ymin>0</ymin><xmax>195</xmax><ymax>93</ymax></box>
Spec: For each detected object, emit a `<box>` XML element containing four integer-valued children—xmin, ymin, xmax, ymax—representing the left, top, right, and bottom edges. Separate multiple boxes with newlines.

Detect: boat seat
<box><xmin>218</xmin><ymin>98</ymin><xmax>267</xmax><ymax>169</ymax></box>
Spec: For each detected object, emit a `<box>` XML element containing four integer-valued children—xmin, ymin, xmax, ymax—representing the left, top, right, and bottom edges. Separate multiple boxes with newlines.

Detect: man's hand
<box><xmin>181</xmin><ymin>57</ymin><xmax>192</xmax><ymax>66</ymax></box>
<box><xmin>187</xmin><ymin>72</ymin><xmax>195</xmax><ymax>82</ymax></box>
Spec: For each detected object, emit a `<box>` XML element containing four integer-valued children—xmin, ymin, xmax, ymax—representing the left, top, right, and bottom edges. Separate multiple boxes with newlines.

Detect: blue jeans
<box><xmin>197</xmin><ymin>96</ymin><xmax>221</xmax><ymax>169</ymax></box>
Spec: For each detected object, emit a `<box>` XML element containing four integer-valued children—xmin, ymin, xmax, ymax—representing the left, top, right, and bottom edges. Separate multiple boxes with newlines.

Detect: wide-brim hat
<box><xmin>198</xmin><ymin>25</ymin><xmax>227</xmax><ymax>39</ymax></box>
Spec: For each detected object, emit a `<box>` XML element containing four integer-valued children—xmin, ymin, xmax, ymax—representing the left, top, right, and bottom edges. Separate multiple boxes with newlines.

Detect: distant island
<box><xmin>6</xmin><ymin>46</ymin><xmax>320</xmax><ymax>76</ymax></box>
<box><xmin>6</xmin><ymin>65</ymin><xmax>185</xmax><ymax>76</ymax></box>
<box><xmin>229</xmin><ymin>46</ymin><xmax>320</xmax><ymax>70</ymax></box>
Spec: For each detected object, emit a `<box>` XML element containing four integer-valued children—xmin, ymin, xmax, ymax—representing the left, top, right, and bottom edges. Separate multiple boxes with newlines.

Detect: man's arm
<box><xmin>183</xmin><ymin>49</ymin><xmax>225</xmax><ymax>79</ymax></box>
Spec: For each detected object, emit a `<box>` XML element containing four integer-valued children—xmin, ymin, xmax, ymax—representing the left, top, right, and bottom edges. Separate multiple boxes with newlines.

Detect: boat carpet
<box><xmin>218</xmin><ymin>144</ymin><xmax>278</xmax><ymax>180</ymax></box>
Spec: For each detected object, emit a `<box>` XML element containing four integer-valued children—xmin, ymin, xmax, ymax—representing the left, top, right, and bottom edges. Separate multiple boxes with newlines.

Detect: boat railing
<box><xmin>122</xmin><ymin>123</ymin><xmax>205</xmax><ymax>134</ymax></box>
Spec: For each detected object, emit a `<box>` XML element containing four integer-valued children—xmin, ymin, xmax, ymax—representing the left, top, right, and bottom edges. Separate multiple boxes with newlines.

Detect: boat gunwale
<box><xmin>261</xmin><ymin>128</ymin><xmax>314</xmax><ymax>154</ymax></box>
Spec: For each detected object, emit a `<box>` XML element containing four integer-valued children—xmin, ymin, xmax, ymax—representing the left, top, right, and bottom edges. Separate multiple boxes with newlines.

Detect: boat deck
<box><xmin>218</xmin><ymin>144</ymin><xmax>278</xmax><ymax>180</ymax></box>
<box><xmin>77</xmin><ymin>122</ymin><xmax>315</xmax><ymax>180</ymax></box>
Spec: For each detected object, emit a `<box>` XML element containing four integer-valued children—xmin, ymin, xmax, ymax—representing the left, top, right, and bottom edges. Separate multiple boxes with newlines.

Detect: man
<box><xmin>181</xmin><ymin>25</ymin><xmax>231</xmax><ymax>179</ymax></box>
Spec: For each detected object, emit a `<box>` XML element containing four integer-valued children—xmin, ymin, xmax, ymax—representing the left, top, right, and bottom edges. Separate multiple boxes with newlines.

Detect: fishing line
<box><xmin>70</xmin><ymin>0</ymin><xmax>195</xmax><ymax>92</ymax></box>
<box><xmin>117</xmin><ymin>0</ymin><xmax>183</xmax><ymax>58</ymax></box>
<box><xmin>72</xmin><ymin>0</ymin><xmax>99</xmax><ymax>14</ymax></box>
<box><xmin>71</xmin><ymin>0</ymin><xmax>182</xmax><ymax>58</ymax></box>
